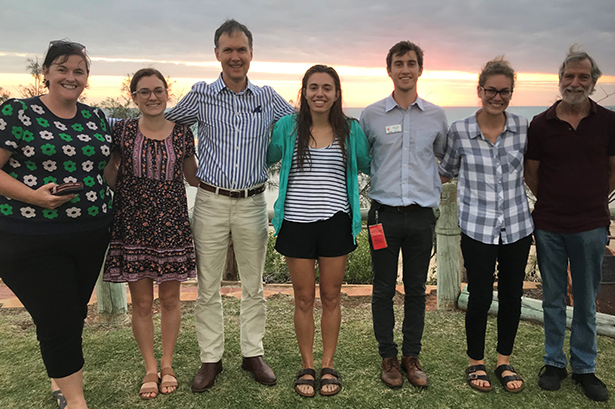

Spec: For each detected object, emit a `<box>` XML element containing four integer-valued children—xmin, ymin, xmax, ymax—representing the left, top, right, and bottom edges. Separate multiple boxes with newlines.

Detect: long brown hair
<box><xmin>295</xmin><ymin>65</ymin><xmax>350</xmax><ymax>170</ymax></box>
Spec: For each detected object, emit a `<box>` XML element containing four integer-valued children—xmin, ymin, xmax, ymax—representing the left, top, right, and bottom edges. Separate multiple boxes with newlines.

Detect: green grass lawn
<box><xmin>1</xmin><ymin>294</ymin><xmax>614</xmax><ymax>408</ymax></box>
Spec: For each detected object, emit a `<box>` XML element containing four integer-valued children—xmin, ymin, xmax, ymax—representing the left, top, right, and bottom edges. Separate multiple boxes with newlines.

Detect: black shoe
<box><xmin>572</xmin><ymin>373</ymin><xmax>609</xmax><ymax>402</ymax></box>
<box><xmin>538</xmin><ymin>365</ymin><xmax>568</xmax><ymax>391</ymax></box>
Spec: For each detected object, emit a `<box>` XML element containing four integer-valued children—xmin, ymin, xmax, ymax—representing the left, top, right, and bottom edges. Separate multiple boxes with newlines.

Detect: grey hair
<box><xmin>559</xmin><ymin>45</ymin><xmax>602</xmax><ymax>88</ymax></box>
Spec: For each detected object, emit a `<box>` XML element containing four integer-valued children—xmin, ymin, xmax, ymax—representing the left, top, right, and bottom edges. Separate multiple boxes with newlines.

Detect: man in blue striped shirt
<box><xmin>166</xmin><ymin>19</ymin><xmax>294</xmax><ymax>392</ymax></box>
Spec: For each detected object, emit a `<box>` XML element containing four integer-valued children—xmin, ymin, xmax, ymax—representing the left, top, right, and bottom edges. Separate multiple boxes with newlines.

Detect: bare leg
<box><xmin>318</xmin><ymin>255</ymin><xmax>347</xmax><ymax>394</ymax></box>
<box><xmin>286</xmin><ymin>257</ymin><xmax>316</xmax><ymax>396</ymax></box>
<box><xmin>53</xmin><ymin>370</ymin><xmax>87</xmax><ymax>409</ymax></box>
<box><xmin>496</xmin><ymin>353</ymin><xmax>522</xmax><ymax>390</ymax></box>
<box><xmin>158</xmin><ymin>280</ymin><xmax>181</xmax><ymax>394</ymax></box>
<box><xmin>128</xmin><ymin>279</ymin><xmax>158</xmax><ymax>398</ymax></box>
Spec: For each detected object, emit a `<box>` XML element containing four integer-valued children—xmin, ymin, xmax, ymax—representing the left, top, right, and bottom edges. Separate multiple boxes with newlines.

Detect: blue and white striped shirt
<box><xmin>166</xmin><ymin>75</ymin><xmax>294</xmax><ymax>189</ymax></box>
<box><xmin>438</xmin><ymin>111</ymin><xmax>534</xmax><ymax>245</ymax></box>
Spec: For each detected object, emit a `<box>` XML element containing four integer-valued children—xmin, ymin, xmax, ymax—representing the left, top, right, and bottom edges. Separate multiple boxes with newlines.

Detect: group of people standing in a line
<box><xmin>0</xmin><ymin>18</ymin><xmax>613</xmax><ymax>409</ymax></box>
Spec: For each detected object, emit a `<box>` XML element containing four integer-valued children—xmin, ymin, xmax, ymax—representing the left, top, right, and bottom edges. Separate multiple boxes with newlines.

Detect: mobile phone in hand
<box><xmin>51</xmin><ymin>182</ymin><xmax>84</xmax><ymax>196</ymax></box>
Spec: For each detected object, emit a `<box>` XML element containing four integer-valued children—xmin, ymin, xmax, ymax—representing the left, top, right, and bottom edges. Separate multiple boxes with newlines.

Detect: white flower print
<box><xmin>82</xmin><ymin>160</ymin><xmax>94</xmax><ymax>172</ymax></box>
<box><xmin>23</xmin><ymin>175</ymin><xmax>37</xmax><ymax>187</ymax></box>
<box><xmin>4</xmin><ymin>140</ymin><xmax>18</xmax><ymax>149</ymax></box>
<box><xmin>63</xmin><ymin>176</ymin><xmax>78</xmax><ymax>183</ymax></box>
<box><xmin>102</xmin><ymin>203</ymin><xmax>108</xmax><ymax>213</ymax></box>
<box><xmin>20</xmin><ymin>207</ymin><xmax>36</xmax><ymax>218</ymax></box>
<box><xmin>0</xmin><ymin>118</ymin><xmax>6</xmax><ymax>131</ymax></box>
<box><xmin>100</xmin><ymin>145</ymin><xmax>110</xmax><ymax>156</ymax></box>
<box><xmin>86</xmin><ymin>191</ymin><xmax>97</xmax><ymax>202</ymax></box>
<box><xmin>62</xmin><ymin>145</ymin><xmax>76</xmax><ymax>156</ymax></box>
<box><xmin>54</xmin><ymin>121</ymin><xmax>68</xmax><ymax>131</ymax></box>
<box><xmin>42</xmin><ymin>160</ymin><xmax>57</xmax><ymax>172</ymax></box>
<box><xmin>77</xmin><ymin>134</ymin><xmax>91</xmax><ymax>142</ymax></box>
<box><xmin>22</xmin><ymin>146</ymin><xmax>35</xmax><ymax>157</ymax></box>
<box><xmin>31</xmin><ymin>105</ymin><xmax>45</xmax><ymax>115</ymax></box>
<box><xmin>105</xmin><ymin>133</ymin><xmax>112</xmax><ymax>143</ymax></box>
<box><xmin>8</xmin><ymin>158</ymin><xmax>20</xmax><ymax>168</ymax></box>
<box><xmin>39</xmin><ymin>130</ymin><xmax>54</xmax><ymax>140</ymax></box>
<box><xmin>86</xmin><ymin>121</ymin><xmax>98</xmax><ymax>130</ymax></box>
<box><xmin>97</xmin><ymin>174</ymin><xmax>103</xmax><ymax>184</ymax></box>
<box><xmin>66</xmin><ymin>207</ymin><xmax>81</xmax><ymax>218</ymax></box>
<box><xmin>18</xmin><ymin>110</ymin><xmax>32</xmax><ymax>126</ymax></box>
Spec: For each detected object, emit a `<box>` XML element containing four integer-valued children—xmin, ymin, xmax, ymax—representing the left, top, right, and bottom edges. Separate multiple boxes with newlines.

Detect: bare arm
<box><xmin>183</xmin><ymin>155</ymin><xmax>200</xmax><ymax>187</ymax></box>
<box><xmin>439</xmin><ymin>174</ymin><xmax>451</xmax><ymax>184</ymax></box>
<box><xmin>0</xmin><ymin>148</ymin><xmax>76</xmax><ymax>209</ymax></box>
<box><xmin>524</xmin><ymin>159</ymin><xmax>540</xmax><ymax>198</ymax></box>
<box><xmin>104</xmin><ymin>151</ymin><xmax>121</xmax><ymax>191</ymax></box>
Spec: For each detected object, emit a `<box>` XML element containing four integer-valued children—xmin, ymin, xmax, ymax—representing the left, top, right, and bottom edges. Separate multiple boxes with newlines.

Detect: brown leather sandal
<box><xmin>159</xmin><ymin>367</ymin><xmax>178</xmax><ymax>394</ymax></box>
<box><xmin>319</xmin><ymin>368</ymin><xmax>342</xmax><ymax>396</ymax></box>
<box><xmin>293</xmin><ymin>368</ymin><xmax>316</xmax><ymax>397</ymax></box>
<box><xmin>140</xmin><ymin>373</ymin><xmax>160</xmax><ymax>399</ymax></box>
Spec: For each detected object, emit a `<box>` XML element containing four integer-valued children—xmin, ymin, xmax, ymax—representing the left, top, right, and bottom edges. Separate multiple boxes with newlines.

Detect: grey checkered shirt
<box><xmin>438</xmin><ymin>112</ymin><xmax>534</xmax><ymax>245</ymax></box>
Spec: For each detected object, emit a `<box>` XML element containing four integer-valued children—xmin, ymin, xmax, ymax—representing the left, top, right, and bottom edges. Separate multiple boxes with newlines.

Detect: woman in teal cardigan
<box><xmin>267</xmin><ymin>65</ymin><xmax>370</xmax><ymax>397</ymax></box>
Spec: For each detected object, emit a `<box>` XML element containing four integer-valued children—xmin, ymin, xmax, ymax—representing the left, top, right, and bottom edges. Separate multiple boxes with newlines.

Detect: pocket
<box><xmin>506</xmin><ymin>151</ymin><xmax>523</xmax><ymax>173</ymax></box>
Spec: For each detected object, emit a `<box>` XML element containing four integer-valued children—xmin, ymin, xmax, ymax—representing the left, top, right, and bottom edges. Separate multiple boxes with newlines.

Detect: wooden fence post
<box><xmin>436</xmin><ymin>181</ymin><xmax>461</xmax><ymax>310</ymax></box>
<box><xmin>96</xmin><ymin>266</ymin><xmax>128</xmax><ymax>324</ymax></box>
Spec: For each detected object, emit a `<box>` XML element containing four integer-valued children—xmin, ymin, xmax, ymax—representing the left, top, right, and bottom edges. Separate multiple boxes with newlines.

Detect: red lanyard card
<box><xmin>369</xmin><ymin>223</ymin><xmax>388</xmax><ymax>250</ymax></box>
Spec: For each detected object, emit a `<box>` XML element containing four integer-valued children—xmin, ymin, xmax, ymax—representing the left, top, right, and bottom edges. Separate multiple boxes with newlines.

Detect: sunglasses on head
<box><xmin>48</xmin><ymin>40</ymin><xmax>87</xmax><ymax>54</ymax></box>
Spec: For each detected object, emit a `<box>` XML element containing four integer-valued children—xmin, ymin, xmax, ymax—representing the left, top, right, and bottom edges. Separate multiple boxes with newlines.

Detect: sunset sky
<box><xmin>1</xmin><ymin>0</ymin><xmax>614</xmax><ymax>108</ymax></box>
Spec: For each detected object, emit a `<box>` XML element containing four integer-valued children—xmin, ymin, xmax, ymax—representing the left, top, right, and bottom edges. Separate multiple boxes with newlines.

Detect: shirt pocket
<box><xmin>506</xmin><ymin>151</ymin><xmax>523</xmax><ymax>173</ymax></box>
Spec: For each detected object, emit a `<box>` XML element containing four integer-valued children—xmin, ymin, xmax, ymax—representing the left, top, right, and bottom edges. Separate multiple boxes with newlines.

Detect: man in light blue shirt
<box><xmin>360</xmin><ymin>40</ymin><xmax>447</xmax><ymax>390</ymax></box>
<box><xmin>166</xmin><ymin>19</ymin><xmax>294</xmax><ymax>392</ymax></box>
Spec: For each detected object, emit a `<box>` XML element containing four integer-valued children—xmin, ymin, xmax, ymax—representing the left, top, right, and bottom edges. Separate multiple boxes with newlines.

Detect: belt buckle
<box><xmin>229</xmin><ymin>190</ymin><xmax>242</xmax><ymax>199</ymax></box>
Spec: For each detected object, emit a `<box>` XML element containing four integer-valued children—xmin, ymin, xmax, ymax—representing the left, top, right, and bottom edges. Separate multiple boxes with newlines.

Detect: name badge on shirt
<box><xmin>385</xmin><ymin>124</ymin><xmax>402</xmax><ymax>134</ymax></box>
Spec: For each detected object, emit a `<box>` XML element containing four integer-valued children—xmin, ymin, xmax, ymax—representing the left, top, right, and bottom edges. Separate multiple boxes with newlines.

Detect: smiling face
<box><xmin>387</xmin><ymin>50</ymin><xmax>423</xmax><ymax>94</ymax></box>
<box><xmin>43</xmin><ymin>54</ymin><xmax>88</xmax><ymax>103</ymax></box>
<box><xmin>478</xmin><ymin>74</ymin><xmax>513</xmax><ymax>116</ymax></box>
<box><xmin>303</xmin><ymin>72</ymin><xmax>339</xmax><ymax>116</ymax></box>
<box><xmin>215</xmin><ymin>31</ymin><xmax>253</xmax><ymax>89</ymax></box>
<box><xmin>131</xmin><ymin>75</ymin><xmax>168</xmax><ymax>117</ymax></box>
<box><xmin>559</xmin><ymin>58</ymin><xmax>593</xmax><ymax>106</ymax></box>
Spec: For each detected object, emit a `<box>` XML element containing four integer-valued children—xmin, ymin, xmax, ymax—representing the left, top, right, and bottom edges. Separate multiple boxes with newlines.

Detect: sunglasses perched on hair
<box><xmin>48</xmin><ymin>40</ymin><xmax>87</xmax><ymax>53</ymax></box>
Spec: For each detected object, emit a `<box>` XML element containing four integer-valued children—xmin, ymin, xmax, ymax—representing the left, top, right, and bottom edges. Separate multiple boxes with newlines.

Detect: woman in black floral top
<box><xmin>0</xmin><ymin>41</ymin><xmax>111</xmax><ymax>409</ymax></box>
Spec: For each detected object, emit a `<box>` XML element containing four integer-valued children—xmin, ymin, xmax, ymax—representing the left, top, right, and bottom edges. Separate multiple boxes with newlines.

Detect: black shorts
<box><xmin>275</xmin><ymin>211</ymin><xmax>357</xmax><ymax>259</ymax></box>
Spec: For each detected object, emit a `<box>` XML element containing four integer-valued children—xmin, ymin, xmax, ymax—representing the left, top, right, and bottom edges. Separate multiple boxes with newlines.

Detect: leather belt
<box><xmin>199</xmin><ymin>182</ymin><xmax>265</xmax><ymax>199</ymax></box>
<box><xmin>376</xmin><ymin>203</ymin><xmax>424</xmax><ymax>212</ymax></box>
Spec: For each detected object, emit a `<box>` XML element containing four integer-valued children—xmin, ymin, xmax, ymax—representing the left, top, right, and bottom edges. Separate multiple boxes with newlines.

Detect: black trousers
<box><xmin>368</xmin><ymin>202</ymin><xmax>435</xmax><ymax>358</ymax></box>
<box><xmin>461</xmin><ymin>233</ymin><xmax>532</xmax><ymax>360</ymax></box>
<box><xmin>0</xmin><ymin>226</ymin><xmax>110</xmax><ymax>378</ymax></box>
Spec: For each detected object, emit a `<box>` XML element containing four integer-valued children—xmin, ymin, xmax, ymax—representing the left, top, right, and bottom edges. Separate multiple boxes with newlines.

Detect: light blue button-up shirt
<box><xmin>360</xmin><ymin>94</ymin><xmax>448</xmax><ymax>208</ymax></box>
<box><xmin>166</xmin><ymin>75</ymin><xmax>294</xmax><ymax>190</ymax></box>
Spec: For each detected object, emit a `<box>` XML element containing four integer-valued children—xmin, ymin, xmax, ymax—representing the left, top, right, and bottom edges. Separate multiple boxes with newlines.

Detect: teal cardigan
<box><xmin>266</xmin><ymin>114</ymin><xmax>371</xmax><ymax>243</ymax></box>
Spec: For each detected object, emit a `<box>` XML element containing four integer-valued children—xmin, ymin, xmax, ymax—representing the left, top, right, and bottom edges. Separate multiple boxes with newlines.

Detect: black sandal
<box><xmin>495</xmin><ymin>364</ymin><xmax>524</xmax><ymax>393</ymax></box>
<box><xmin>465</xmin><ymin>364</ymin><xmax>493</xmax><ymax>392</ymax></box>
<box><xmin>52</xmin><ymin>389</ymin><xmax>67</xmax><ymax>409</ymax></box>
<box><xmin>320</xmin><ymin>368</ymin><xmax>342</xmax><ymax>396</ymax></box>
<box><xmin>293</xmin><ymin>368</ymin><xmax>316</xmax><ymax>397</ymax></box>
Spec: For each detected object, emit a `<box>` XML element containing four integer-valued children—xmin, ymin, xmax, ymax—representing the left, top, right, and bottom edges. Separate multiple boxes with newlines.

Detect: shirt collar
<box><xmin>545</xmin><ymin>98</ymin><xmax>598</xmax><ymax>120</ymax></box>
<box><xmin>212</xmin><ymin>73</ymin><xmax>255</xmax><ymax>95</ymax></box>
<box><xmin>468</xmin><ymin>110</ymin><xmax>518</xmax><ymax>139</ymax></box>
<box><xmin>384</xmin><ymin>93</ymin><xmax>425</xmax><ymax>113</ymax></box>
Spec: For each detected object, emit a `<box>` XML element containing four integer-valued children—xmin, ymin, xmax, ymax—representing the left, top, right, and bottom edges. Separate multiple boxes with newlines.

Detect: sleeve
<box><xmin>358</xmin><ymin>110</ymin><xmax>373</xmax><ymax>145</ymax></box>
<box><xmin>433</xmin><ymin>109</ymin><xmax>449</xmax><ymax>161</ymax></box>
<box><xmin>271</xmin><ymin>89</ymin><xmax>295</xmax><ymax>121</ymax></box>
<box><xmin>525</xmin><ymin>116</ymin><xmax>542</xmax><ymax>161</ymax></box>
<box><xmin>607</xmin><ymin>112</ymin><xmax>615</xmax><ymax>157</ymax></box>
<box><xmin>111</xmin><ymin>119</ymin><xmax>127</xmax><ymax>153</ymax></box>
<box><xmin>266</xmin><ymin>116</ymin><xmax>288</xmax><ymax>167</ymax></box>
<box><xmin>350</xmin><ymin>120</ymin><xmax>371</xmax><ymax>176</ymax></box>
<box><xmin>165</xmin><ymin>83</ymin><xmax>201</xmax><ymax>126</ymax></box>
<box><xmin>185</xmin><ymin>125</ymin><xmax>196</xmax><ymax>157</ymax></box>
<box><xmin>438</xmin><ymin>125</ymin><xmax>460</xmax><ymax>179</ymax></box>
<box><xmin>0</xmin><ymin>99</ymin><xmax>28</xmax><ymax>153</ymax></box>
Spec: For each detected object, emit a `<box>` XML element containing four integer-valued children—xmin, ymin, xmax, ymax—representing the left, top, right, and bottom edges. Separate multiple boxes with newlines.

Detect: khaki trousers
<box><xmin>192</xmin><ymin>187</ymin><xmax>269</xmax><ymax>362</ymax></box>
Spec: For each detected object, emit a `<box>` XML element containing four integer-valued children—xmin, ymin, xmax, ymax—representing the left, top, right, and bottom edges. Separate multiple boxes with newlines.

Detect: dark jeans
<box><xmin>0</xmin><ymin>226</ymin><xmax>110</xmax><ymax>378</ymax></box>
<box><xmin>461</xmin><ymin>233</ymin><xmax>532</xmax><ymax>361</ymax></box>
<box><xmin>368</xmin><ymin>202</ymin><xmax>435</xmax><ymax>358</ymax></box>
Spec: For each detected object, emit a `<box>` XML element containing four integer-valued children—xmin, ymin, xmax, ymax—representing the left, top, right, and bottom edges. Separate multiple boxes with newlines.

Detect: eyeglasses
<box><xmin>132</xmin><ymin>87</ymin><xmax>167</xmax><ymax>98</ymax></box>
<box><xmin>48</xmin><ymin>40</ymin><xmax>87</xmax><ymax>53</ymax></box>
<box><xmin>480</xmin><ymin>87</ymin><xmax>512</xmax><ymax>99</ymax></box>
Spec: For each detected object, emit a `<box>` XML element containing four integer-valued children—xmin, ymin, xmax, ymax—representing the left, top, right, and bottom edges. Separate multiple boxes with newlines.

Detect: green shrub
<box><xmin>264</xmin><ymin>231</ymin><xmax>290</xmax><ymax>283</ymax></box>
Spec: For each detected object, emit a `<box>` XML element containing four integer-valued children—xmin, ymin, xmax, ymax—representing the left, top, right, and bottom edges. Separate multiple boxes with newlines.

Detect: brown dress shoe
<box><xmin>381</xmin><ymin>356</ymin><xmax>403</xmax><ymax>389</ymax></box>
<box><xmin>242</xmin><ymin>356</ymin><xmax>277</xmax><ymax>385</ymax></box>
<box><xmin>401</xmin><ymin>356</ymin><xmax>428</xmax><ymax>388</ymax></box>
<box><xmin>192</xmin><ymin>360</ymin><xmax>223</xmax><ymax>393</ymax></box>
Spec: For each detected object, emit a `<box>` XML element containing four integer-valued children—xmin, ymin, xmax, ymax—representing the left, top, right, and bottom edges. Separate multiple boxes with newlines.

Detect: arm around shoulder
<box><xmin>267</xmin><ymin>115</ymin><xmax>292</xmax><ymax>167</ymax></box>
